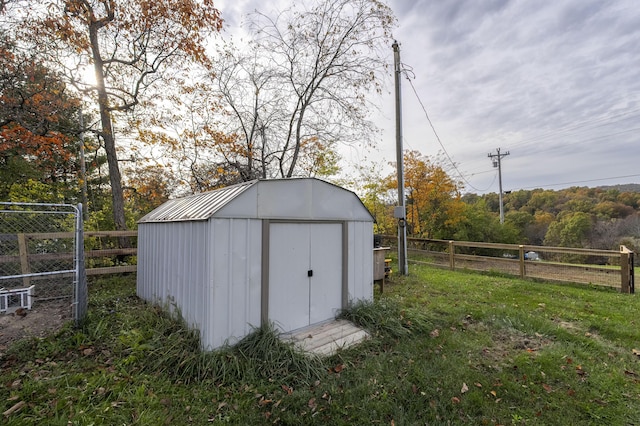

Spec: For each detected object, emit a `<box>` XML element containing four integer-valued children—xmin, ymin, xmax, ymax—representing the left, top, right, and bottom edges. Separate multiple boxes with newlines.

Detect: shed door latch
<box><xmin>307</xmin><ymin>270</ymin><xmax>313</xmax><ymax>277</ymax></box>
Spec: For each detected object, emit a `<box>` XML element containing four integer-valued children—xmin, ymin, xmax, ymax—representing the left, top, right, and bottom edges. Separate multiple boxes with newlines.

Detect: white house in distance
<box><xmin>136</xmin><ymin>178</ymin><xmax>374</xmax><ymax>351</ymax></box>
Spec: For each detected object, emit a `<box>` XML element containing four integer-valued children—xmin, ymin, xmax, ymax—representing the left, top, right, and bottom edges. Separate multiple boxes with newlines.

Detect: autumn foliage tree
<box><xmin>123</xmin><ymin>164</ymin><xmax>173</xmax><ymax>218</ymax></box>
<box><xmin>349</xmin><ymin>162</ymin><xmax>396</xmax><ymax>234</ymax></box>
<box><xmin>11</xmin><ymin>0</ymin><xmax>223</xmax><ymax>230</ymax></box>
<box><xmin>0</xmin><ymin>33</ymin><xmax>82</xmax><ymax>201</ymax></box>
<box><xmin>391</xmin><ymin>151</ymin><xmax>465</xmax><ymax>239</ymax></box>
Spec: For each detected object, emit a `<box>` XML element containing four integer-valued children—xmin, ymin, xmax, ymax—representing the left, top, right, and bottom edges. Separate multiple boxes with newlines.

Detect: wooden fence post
<box><xmin>519</xmin><ymin>245</ymin><xmax>525</xmax><ymax>279</ymax></box>
<box><xmin>449</xmin><ymin>241</ymin><xmax>455</xmax><ymax>271</ymax></box>
<box><xmin>17</xmin><ymin>233</ymin><xmax>31</xmax><ymax>287</ymax></box>
<box><xmin>620</xmin><ymin>245</ymin><xmax>635</xmax><ymax>294</ymax></box>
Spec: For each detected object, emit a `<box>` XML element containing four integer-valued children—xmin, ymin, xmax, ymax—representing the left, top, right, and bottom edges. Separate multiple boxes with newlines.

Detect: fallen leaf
<box><xmin>411</xmin><ymin>384</ymin><xmax>418</xmax><ymax>394</ymax></box>
<box><xmin>490</xmin><ymin>390</ymin><xmax>497</xmax><ymax>397</ymax></box>
<box><xmin>632</xmin><ymin>349</ymin><xmax>640</xmax><ymax>357</ymax></box>
<box><xmin>2</xmin><ymin>401</ymin><xmax>25</xmax><ymax>417</ymax></box>
<box><xmin>308</xmin><ymin>398</ymin><xmax>317</xmax><ymax>409</ymax></box>
<box><xmin>461</xmin><ymin>383</ymin><xmax>469</xmax><ymax>394</ymax></box>
<box><xmin>451</xmin><ymin>396</ymin><xmax>460</xmax><ymax>404</ymax></box>
<box><xmin>566</xmin><ymin>357</ymin><xmax>573</xmax><ymax>364</ymax></box>
<box><xmin>333</xmin><ymin>364</ymin><xmax>344</xmax><ymax>373</ymax></box>
<box><xmin>281</xmin><ymin>384</ymin><xmax>293</xmax><ymax>395</ymax></box>
<box><xmin>430</xmin><ymin>329</ymin><xmax>440</xmax><ymax>338</ymax></box>
<box><xmin>542</xmin><ymin>384</ymin><xmax>552</xmax><ymax>393</ymax></box>
<box><xmin>257</xmin><ymin>398</ymin><xmax>272</xmax><ymax>407</ymax></box>
<box><xmin>474</xmin><ymin>382</ymin><xmax>482</xmax><ymax>388</ymax></box>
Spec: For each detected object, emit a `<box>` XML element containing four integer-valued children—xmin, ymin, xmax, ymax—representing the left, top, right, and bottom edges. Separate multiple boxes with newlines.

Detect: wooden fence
<box><xmin>1</xmin><ymin>230</ymin><xmax>137</xmax><ymax>279</ymax></box>
<box><xmin>3</xmin><ymin>231</ymin><xmax>635</xmax><ymax>293</ymax></box>
<box><xmin>381</xmin><ymin>236</ymin><xmax>635</xmax><ymax>293</ymax></box>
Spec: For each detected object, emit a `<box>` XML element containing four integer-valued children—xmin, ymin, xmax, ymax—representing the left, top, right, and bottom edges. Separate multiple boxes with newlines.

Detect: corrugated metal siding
<box><xmin>138</xmin><ymin>178</ymin><xmax>374</xmax><ymax>351</ymax></box>
<box><xmin>205</xmin><ymin>218</ymin><xmax>262</xmax><ymax>350</ymax></box>
<box><xmin>347</xmin><ymin>221</ymin><xmax>374</xmax><ymax>303</ymax></box>
<box><xmin>137</xmin><ymin>221</ymin><xmax>210</xmax><ymax>338</ymax></box>
<box><xmin>138</xmin><ymin>181</ymin><xmax>256</xmax><ymax>223</ymax></box>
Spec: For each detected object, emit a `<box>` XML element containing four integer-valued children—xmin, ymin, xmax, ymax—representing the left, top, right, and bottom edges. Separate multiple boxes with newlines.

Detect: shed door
<box><xmin>268</xmin><ymin>222</ymin><xmax>343</xmax><ymax>332</ymax></box>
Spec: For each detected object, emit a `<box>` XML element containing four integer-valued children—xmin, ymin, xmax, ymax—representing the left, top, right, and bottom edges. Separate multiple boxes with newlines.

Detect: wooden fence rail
<box><xmin>381</xmin><ymin>236</ymin><xmax>635</xmax><ymax>293</ymax></box>
<box><xmin>0</xmin><ymin>230</ymin><xmax>138</xmax><ymax>278</ymax></box>
<box><xmin>3</xmin><ymin>231</ymin><xmax>635</xmax><ymax>293</ymax></box>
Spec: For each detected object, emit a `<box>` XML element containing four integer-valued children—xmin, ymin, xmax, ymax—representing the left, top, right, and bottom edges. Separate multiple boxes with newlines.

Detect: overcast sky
<box><xmin>216</xmin><ymin>0</ymin><xmax>640</xmax><ymax>194</ymax></box>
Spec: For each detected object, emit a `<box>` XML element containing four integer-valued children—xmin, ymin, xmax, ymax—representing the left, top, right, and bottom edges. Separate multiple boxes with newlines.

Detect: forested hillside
<box><xmin>356</xmin><ymin>151</ymin><xmax>640</xmax><ymax>253</ymax></box>
<box><xmin>475</xmin><ymin>186</ymin><xmax>640</xmax><ymax>250</ymax></box>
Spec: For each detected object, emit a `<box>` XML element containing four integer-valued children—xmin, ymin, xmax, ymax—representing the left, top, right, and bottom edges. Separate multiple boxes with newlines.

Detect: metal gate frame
<box><xmin>0</xmin><ymin>202</ymin><xmax>87</xmax><ymax>325</ymax></box>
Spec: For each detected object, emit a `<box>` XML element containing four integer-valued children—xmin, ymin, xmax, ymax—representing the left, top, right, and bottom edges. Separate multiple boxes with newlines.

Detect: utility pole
<box><xmin>393</xmin><ymin>41</ymin><xmax>408</xmax><ymax>275</ymax></box>
<box><xmin>488</xmin><ymin>148</ymin><xmax>510</xmax><ymax>224</ymax></box>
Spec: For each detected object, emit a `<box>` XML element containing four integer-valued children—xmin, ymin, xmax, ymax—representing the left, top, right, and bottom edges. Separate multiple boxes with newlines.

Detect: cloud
<box><xmin>385</xmin><ymin>0</ymin><xmax>640</xmax><ymax>191</ymax></box>
<box><xmin>212</xmin><ymin>0</ymin><xmax>640</xmax><ymax>192</ymax></box>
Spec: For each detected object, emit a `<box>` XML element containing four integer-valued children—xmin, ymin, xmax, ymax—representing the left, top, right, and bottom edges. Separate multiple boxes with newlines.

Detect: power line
<box><xmin>509</xmin><ymin>106</ymin><xmax>640</xmax><ymax>149</ymax></box>
<box><xmin>517</xmin><ymin>173</ymin><xmax>640</xmax><ymax>190</ymax></box>
<box><xmin>533</xmin><ymin>127</ymin><xmax>640</xmax><ymax>153</ymax></box>
<box><xmin>399</xmin><ymin>67</ymin><xmax>640</xmax><ymax>195</ymax></box>
<box><xmin>403</xmin><ymin>67</ymin><xmax>493</xmax><ymax>192</ymax></box>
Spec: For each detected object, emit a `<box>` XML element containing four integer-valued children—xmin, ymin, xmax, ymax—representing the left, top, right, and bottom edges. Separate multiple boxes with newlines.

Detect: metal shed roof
<box><xmin>138</xmin><ymin>178</ymin><xmax>373</xmax><ymax>224</ymax></box>
<box><xmin>138</xmin><ymin>180</ymin><xmax>255</xmax><ymax>223</ymax></box>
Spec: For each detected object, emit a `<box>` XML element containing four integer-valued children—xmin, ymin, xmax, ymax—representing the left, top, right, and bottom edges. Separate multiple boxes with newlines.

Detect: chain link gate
<box><xmin>0</xmin><ymin>202</ymin><xmax>87</xmax><ymax>325</ymax></box>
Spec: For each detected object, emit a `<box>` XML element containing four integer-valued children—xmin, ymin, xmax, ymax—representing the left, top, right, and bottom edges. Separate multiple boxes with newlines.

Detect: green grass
<box><xmin>2</xmin><ymin>266</ymin><xmax>640</xmax><ymax>425</ymax></box>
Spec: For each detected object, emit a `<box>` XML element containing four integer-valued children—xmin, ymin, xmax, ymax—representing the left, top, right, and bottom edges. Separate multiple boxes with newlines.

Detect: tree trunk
<box><xmin>100</xmin><ymin>113</ymin><xmax>127</xmax><ymax>232</ymax></box>
<box><xmin>89</xmin><ymin>20</ymin><xmax>128</xmax><ymax>234</ymax></box>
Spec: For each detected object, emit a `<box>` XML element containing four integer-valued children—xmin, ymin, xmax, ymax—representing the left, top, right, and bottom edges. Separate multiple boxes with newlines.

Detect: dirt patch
<box><xmin>0</xmin><ymin>300</ymin><xmax>72</xmax><ymax>352</ymax></box>
<box><xmin>469</xmin><ymin>322</ymin><xmax>554</xmax><ymax>365</ymax></box>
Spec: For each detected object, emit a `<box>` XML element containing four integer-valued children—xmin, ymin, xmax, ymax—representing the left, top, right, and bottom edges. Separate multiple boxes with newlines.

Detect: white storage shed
<box><xmin>136</xmin><ymin>178</ymin><xmax>374</xmax><ymax>350</ymax></box>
